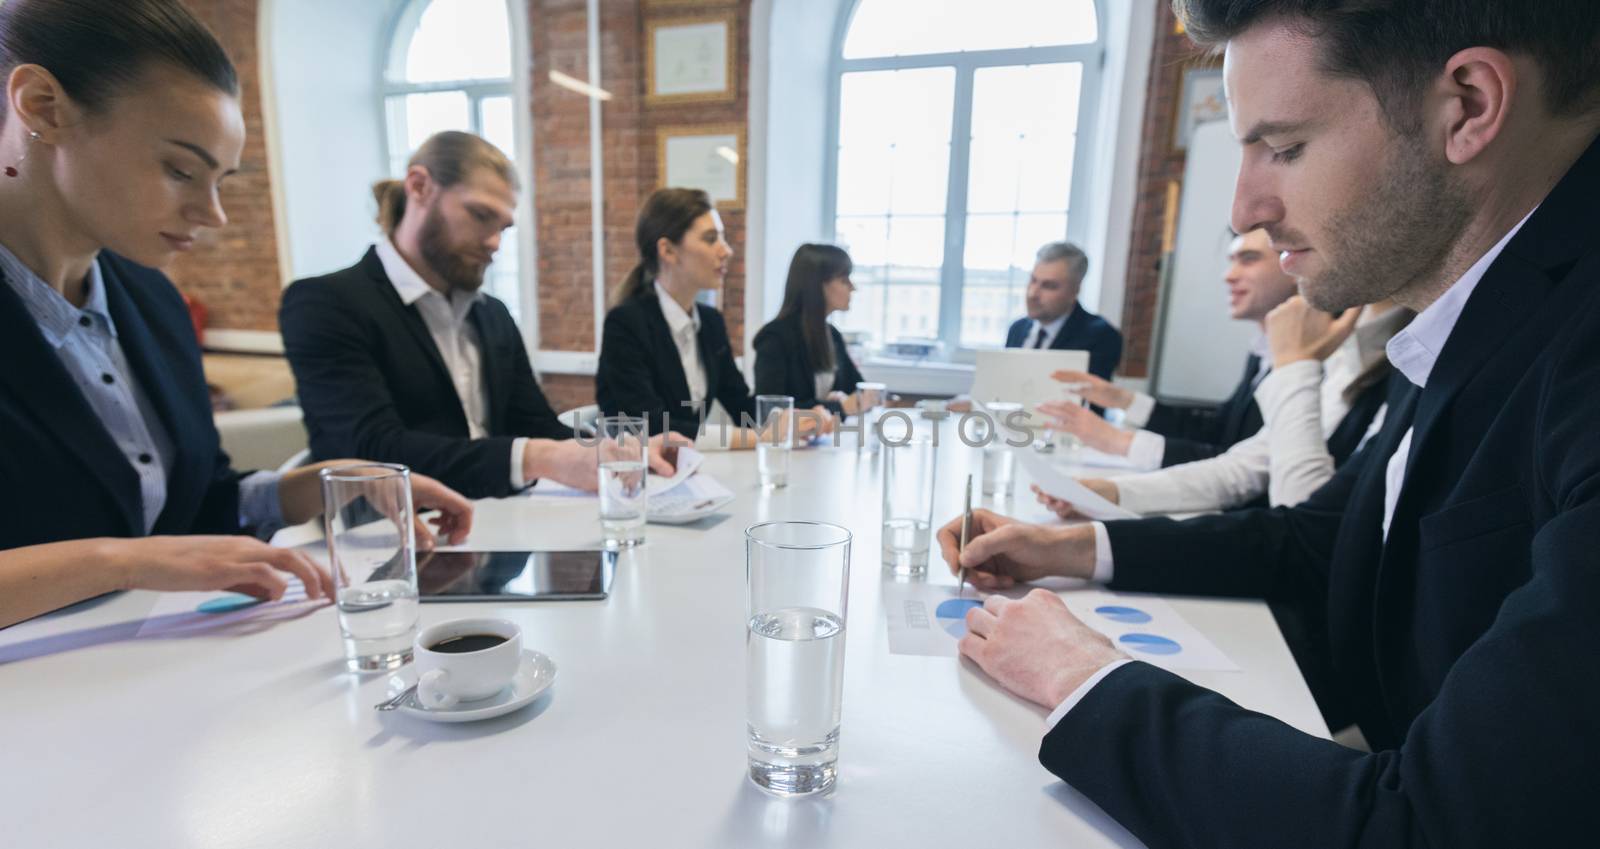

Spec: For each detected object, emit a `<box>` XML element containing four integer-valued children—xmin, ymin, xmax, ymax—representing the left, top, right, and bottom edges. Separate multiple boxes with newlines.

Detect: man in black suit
<box><xmin>1046</xmin><ymin>227</ymin><xmax>1298</xmax><ymax>468</ymax></box>
<box><xmin>1002</xmin><ymin>241</ymin><xmax>1123</xmax><ymax>380</ymax></box>
<box><xmin>281</xmin><ymin>132</ymin><xmax>671</xmax><ymax>500</ymax></box>
<box><xmin>936</xmin><ymin>1</ymin><xmax>1600</xmax><ymax>846</ymax></box>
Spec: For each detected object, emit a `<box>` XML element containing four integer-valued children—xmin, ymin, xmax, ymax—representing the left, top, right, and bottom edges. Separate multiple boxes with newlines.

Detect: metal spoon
<box><xmin>374</xmin><ymin>684</ymin><xmax>417</xmax><ymax>711</ymax></box>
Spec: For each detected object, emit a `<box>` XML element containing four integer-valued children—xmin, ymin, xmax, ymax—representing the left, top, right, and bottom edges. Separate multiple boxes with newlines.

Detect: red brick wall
<box><xmin>532</xmin><ymin>0</ymin><xmax>753</xmax><ymax>412</ymax></box>
<box><xmin>1116</xmin><ymin>7</ymin><xmax>1209</xmax><ymax>378</ymax></box>
<box><xmin>168</xmin><ymin>0</ymin><xmax>283</xmax><ymax>333</ymax></box>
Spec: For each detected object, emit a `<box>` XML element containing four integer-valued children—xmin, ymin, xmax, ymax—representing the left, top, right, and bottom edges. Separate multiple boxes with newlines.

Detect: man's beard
<box><xmin>418</xmin><ymin>202</ymin><xmax>489</xmax><ymax>293</ymax></box>
<box><xmin>1288</xmin><ymin>135</ymin><xmax>1472</xmax><ymax>312</ymax></box>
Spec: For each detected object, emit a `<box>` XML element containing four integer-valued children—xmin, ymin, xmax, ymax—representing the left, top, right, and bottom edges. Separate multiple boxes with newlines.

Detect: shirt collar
<box><xmin>1385</xmin><ymin>207</ymin><xmax>1536</xmax><ymax>388</ymax></box>
<box><xmin>0</xmin><ymin>240</ymin><xmax>114</xmax><ymax>348</ymax></box>
<box><xmin>1033</xmin><ymin>309</ymin><xmax>1070</xmax><ymax>339</ymax></box>
<box><xmin>374</xmin><ymin>238</ymin><xmax>480</xmax><ymax>316</ymax></box>
<box><xmin>656</xmin><ymin>281</ymin><xmax>701</xmax><ymax>336</ymax></box>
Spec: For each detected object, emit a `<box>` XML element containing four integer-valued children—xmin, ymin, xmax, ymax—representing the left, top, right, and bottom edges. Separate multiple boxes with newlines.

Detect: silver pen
<box><xmin>958</xmin><ymin>474</ymin><xmax>972</xmax><ymax>598</ymax></box>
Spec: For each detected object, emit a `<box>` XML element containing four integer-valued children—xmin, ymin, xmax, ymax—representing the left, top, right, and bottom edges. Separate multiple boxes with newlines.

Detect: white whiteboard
<box><xmin>1151</xmin><ymin>120</ymin><xmax>1260</xmax><ymax>402</ymax></box>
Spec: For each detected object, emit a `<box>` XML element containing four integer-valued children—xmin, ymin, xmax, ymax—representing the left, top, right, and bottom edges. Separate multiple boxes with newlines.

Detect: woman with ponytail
<box><xmin>597</xmin><ymin>189</ymin><xmax>831</xmax><ymax>444</ymax></box>
<box><xmin>0</xmin><ymin>0</ymin><xmax>470</xmax><ymax>628</ymax></box>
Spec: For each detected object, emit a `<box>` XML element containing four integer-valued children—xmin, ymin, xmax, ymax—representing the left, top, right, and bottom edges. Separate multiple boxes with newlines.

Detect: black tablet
<box><xmin>417</xmin><ymin>550</ymin><xmax>616</xmax><ymax>601</ymax></box>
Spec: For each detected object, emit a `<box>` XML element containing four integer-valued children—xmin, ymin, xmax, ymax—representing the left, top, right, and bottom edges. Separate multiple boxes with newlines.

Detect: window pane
<box><xmin>400</xmin><ymin>0</ymin><xmax>512</xmax><ymax>83</ymax></box>
<box><xmin>844</xmin><ymin>0</ymin><xmax>1097</xmax><ymax>59</ymax></box>
<box><xmin>835</xmin><ymin>68</ymin><xmax>954</xmax><ymax>348</ymax></box>
<box><xmin>485</xmin><ymin>226</ymin><xmax>521</xmax><ymax>324</ymax></box>
<box><xmin>386</xmin><ymin>91</ymin><xmax>470</xmax><ymax>173</ymax></box>
<box><xmin>479</xmin><ymin>95</ymin><xmax>515</xmax><ymax>159</ymax></box>
<box><xmin>958</xmin><ymin>63</ymin><xmax>1081</xmax><ymax>348</ymax></box>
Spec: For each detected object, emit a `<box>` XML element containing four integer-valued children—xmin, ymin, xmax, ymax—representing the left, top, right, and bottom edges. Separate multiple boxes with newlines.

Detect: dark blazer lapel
<box><xmin>642</xmin><ymin>293</ymin><xmax>696</xmax><ymax>415</ymax></box>
<box><xmin>361</xmin><ymin>248</ymin><xmax>456</xmax><ymax>399</ymax></box>
<box><xmin>1050</xmin><ymin>304</ymin><xmax>1086</xmax><ymax>350</ymax></box>
<box><xmin>1220</xmin><ymin>354</ymin><xmax>1261</xmax><ymax>439</ymax></box>
<box><xmin>694</xmin><ymin>304</ymin><xmax>721</xmax><ymax>414</ymax></box>
<box><xmin>0</xmin><ymin>268</ymin><xmax>142</xmax><ymax>535</ymax></box>
<box><xmin>99</xmin><ymin>257</ymin><xmax>207</xmax><ymax>520</ymax></box>
<box><xmin>467</xmin><ymin>301</ymin><xmax>503</xmax><ymax>433</ymax></box>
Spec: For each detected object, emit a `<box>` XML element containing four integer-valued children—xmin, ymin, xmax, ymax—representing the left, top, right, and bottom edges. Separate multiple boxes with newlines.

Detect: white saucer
<box><xmin>389</xmin><ymin>649</ymin><xmax>557</xmax><ymax>723</ymax></box>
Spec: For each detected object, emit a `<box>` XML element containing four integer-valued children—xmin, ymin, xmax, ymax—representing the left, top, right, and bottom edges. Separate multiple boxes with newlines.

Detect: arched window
<box><xmin>829</xmin><ymin>0</ymin><xmax>1102</xmax><ymax>354</ymax></box>
<box><xmin>383</xmin><ymin>0</ymin><xmax>525</xmax><ymax>321</ymax></box>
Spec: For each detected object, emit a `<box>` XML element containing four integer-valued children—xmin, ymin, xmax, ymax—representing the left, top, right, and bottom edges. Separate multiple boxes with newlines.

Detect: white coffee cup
<box><xmin>413</xmin><ymin>617</ymin><xmax>522</xmax><ymax>709</ymax></box>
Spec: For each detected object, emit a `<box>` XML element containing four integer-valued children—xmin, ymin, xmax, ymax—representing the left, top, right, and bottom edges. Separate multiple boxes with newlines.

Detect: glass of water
<box><xmin>980</xmin><ymin>401</ymin><xmax>1022</xmax><ymax>498</ymax></box>
<box><xmin>597</xmin><ymin>415</ymin><xmax>649</xmax><ymax>548</ymax></box>
<box><xmin>745</xmin><ymin>520</ymin><xmax>852</xmax><ymax>796</ymax></box>
<box><xmin>756</xmin><ymin>394</ymin><xmax>794</xmax><ymax>489</ymax></box>
<box><xmin>320</xmin><ymin>463</ymin><xmax>420</xmax><ymax>672</ymax></box>
<box><xmin>881</xmin><ymin>433</ymin><xmax>937</xmax><ymax>574</ymax></box>
<box><xmin>855</xmin><ymin>381</ymin><xmax>887</xmax><ymax>452</ymax></box>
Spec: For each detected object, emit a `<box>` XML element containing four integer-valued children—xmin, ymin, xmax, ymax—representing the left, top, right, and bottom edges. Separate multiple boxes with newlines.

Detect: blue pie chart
<box><xmin>936</xmin><ymin>598</ymin><xmax>983</xmax><ymax>638</ymax></box>
<box><xmin>197</xmin><ymin>594</ymin><xmax>263</xmax><ymax>614</ymax></box>
<box><xmin>1095</xmin><ymin>605</ymin><xmax>1153</xmax><ymax>624</ymax></box>
<box><xmin>1118</xmin><ymin>633</ymin><xmax>1181</xmax><ymax>655</ymax></box>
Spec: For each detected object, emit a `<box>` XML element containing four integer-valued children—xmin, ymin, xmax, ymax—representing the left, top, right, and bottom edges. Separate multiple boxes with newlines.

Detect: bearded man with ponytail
<box><xmin>281</xmin><ymin>131</ymin><xmax>676</xmax><ymax>499</ymax></box>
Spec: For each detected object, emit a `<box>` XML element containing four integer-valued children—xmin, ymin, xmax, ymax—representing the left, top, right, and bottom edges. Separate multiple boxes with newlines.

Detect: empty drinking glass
<box><xmin>746</xmin><ymin>521</ymin><xmax>852</xmax><ymax>796</ymax></box>
<box><xmin>597</xmin><ymin>415</ymin><xmax>649</xmax><ymax>548</ymax></box>
<box><xmin>321</xmin><ymin>463</ymin><xmax>420</xmax><ymax>672</ymax></box>
<box><xmin>882</xmin><ymin>433</ymin><xmax>937</xmax><ymax>574</ymax></box>
<box><xmin>756</xmin><ymin>394</ymin><xmax>794</xmax><ymax>489</ymax></box>
<box><xmin>980</xmin><ymin>401</ymin><xmax>1023</xmax><ymax>498</ymax></box>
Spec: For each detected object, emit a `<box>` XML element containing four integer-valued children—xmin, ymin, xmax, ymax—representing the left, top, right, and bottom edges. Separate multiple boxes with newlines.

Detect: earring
<box><xmin>5</xmin><ymin>131</ymin><xmax>39</xmax><ymax>178</ymax></box>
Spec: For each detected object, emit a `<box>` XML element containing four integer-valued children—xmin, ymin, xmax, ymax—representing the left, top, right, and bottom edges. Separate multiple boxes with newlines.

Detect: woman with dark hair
<box><xmin>0</xmin><ymin>0</ymin><xmax>472</xmax><ymax>629</ymax></box>
<box><xmin>596</xmin><ymin>188</ymin><xmax>829</xmax><ymax>444</ymax></box>
<box><xmin>752</xmin><ymin>244</ymin><xmax>865</xmax><ymax>417</ymax></box>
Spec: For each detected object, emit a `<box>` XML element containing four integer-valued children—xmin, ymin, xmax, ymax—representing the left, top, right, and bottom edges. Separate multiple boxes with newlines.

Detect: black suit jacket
<box><xmin>0</xmin><ymin>253</ymin><xmax>246</xmax><ymax>549</ymax></box>
<box><xmin>1003</xmin><ymin>302</ymin><xmax>1123</xmax><ymax>380</ymax></box>
<box><xmin>750</xmin><ymin>314</ymin><xmax>864</xmax><ymax>415</ymax></box>
<box><xmin>595</xmin><ymin>290</ymin><xmax>755</xmax><ymax>438</ymax></box>
<box><xmin>1142</xmin><ymin>352</ymin><xmax>1265</xmax><ymax>466</ymax></box>
<box><xmin>279</xmin><ymin>248</ymin><xmax>570</xmax><ymax>500</ymax></box>
<box><xmin>1039</xmin><ymin>136</ymin><xmax>1600</xmax><ymax>848</ymax></box>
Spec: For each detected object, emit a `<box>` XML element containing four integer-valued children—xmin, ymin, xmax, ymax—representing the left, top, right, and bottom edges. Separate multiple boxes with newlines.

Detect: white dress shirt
<box><xmin>1112</xmin><ymin>306</ymin><xmax>1407</xmax><ymax>514</ymax></box>
<box><xmin>656</xmin><ymin>282</ymin><xmax>707</xmax><ymax>412</ymax></box>
<box><xmin>374</xmin><ymin>239</ymin><xmax>529</xmax><ymax>489</ymax></box>
<box><xmin>1024</xmin><ymin>312</ymin><xmax>1069</xmax><ymax>349</ymax></box>
<box><xmin>1056</xmin><ymin>209</ymin><xmax>1535</xmax><ymax>730</ymax></box>
<box><xmin>1120</xmin><ymin>335</ymin><xmax>1272</xmax><ymax>471</ymax></box>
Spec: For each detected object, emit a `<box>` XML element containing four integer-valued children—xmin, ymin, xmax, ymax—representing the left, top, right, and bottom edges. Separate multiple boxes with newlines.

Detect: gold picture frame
<box><xmin>645</xmin><ymin>14</ymin><xmax>738</xmax><ymax>106</ymax></box>
<box><xmin>656</xmin><ymin>123</ymin><xmax>746</xmax><ymax>209</ymax></box>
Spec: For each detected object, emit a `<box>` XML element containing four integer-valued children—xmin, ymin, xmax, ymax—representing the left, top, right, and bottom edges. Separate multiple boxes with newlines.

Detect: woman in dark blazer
<box><xmin>752</xmin><ymin>244</ymin><xmax>866</xmax><ymax>417</ymax></box>
<box><xmin>0</xmin><ymin>0</ymin><xmax>469</xmax><ymax>629</ymax></box>
<box><xmin>597</xmin><ymin>188</ymin><xmax>829</xmax><ymax>443</ymax></box>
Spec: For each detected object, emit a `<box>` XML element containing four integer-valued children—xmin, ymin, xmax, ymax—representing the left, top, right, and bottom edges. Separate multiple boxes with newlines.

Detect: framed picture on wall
<box><xmin>657</xmin><ymin>124</ymin><xmax>746</xmax><ymax>209</ymax></box>
<box><xmin>646</xmin><ymin>14</ymin><xmax>737</xmax><ymax>105</ymax></box>
<box><xmin>1172</xmin><ymin>67</ymin><xmax>1228</xmax><ymax>152</ymax></box>
<box><xmin>645</xmin><ymin>0</ymin><xmax>734</xmax><ymax>7</ymax></box>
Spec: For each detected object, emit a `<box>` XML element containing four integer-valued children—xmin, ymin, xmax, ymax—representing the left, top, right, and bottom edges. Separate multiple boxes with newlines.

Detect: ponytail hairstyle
<box><xmin>610</xmin><ymin>187</ymin><xmax>713</xmax><ymax>308</ymax></box>
<box><xmin>775</xmin><ymin>244</ymin><xmax>852</xmax><ymax>372</ymax></box>
<box><xmin>0</xmin><ymin>0</ymin><xmax>238</xmax><ymax>125</ymax></box>
<box><xmin>372</xmin><ymin>130</ymin><xmax>519</xmax><ymax>237</ymax></box>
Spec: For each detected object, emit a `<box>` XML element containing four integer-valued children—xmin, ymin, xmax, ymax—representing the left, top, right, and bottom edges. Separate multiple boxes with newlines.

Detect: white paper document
<box><xmin>1019</xmin><ymin>452</ymin><xmax>1141</xmax><ymax>520</ymax></box>
<box><xmin>880</xmin><ymin>583</ymin><xmax>1238</xmax><ymax>672</ymax></box>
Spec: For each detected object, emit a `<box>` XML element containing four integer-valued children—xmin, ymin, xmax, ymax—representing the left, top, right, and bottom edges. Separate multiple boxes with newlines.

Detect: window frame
<box><xmin>380</xmin><ymin>0</ymin><xmax>534</xmax><ymax>330</ymax></box>
<box><xmin>825</xmin><ymin>0</ymin><xmax>1105</xmax><ymax>362</ymax></box>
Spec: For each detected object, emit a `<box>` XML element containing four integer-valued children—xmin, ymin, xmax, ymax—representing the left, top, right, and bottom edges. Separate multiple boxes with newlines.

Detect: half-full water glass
<box><xmin>756</xmin><ymin>394</ymin><xmax>794</xmax><ymax>489</ymax></box>
<box><xmin>980</xmin><ymin>401</ymin><xmax>1023</xmax><ymax>497</ymax></box>
<box><xmin>882</xmin><ymin>431</ymin><xmax>937</xmax><ymax>574</ymax></box>
<box><xmin>597</xmin><ymin>415</ymin><xmax>649</xmax><ymax>548</ymax></box>
<box><xmin>321</xmin><ymin>463</ymin><xmax>419</xmax><ymax>672</ymax></box>
<box><xmin>745</xmin><ymin>521</ymin><xmax>852</xmax><ymax>796</ymax></box>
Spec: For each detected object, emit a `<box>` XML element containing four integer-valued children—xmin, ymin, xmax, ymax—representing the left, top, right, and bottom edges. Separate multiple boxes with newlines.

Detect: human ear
<box><xmin>1436</xmin><ymin>47</ymin><xmax>1515</xmax><ymax>166</ymax></box>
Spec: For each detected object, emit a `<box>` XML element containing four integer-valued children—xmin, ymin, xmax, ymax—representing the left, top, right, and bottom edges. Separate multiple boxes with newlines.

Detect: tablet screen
<box><xmin>417</xmin><ymin>550</ymin><xmax>615</xmax><ymax>601</ymax></box>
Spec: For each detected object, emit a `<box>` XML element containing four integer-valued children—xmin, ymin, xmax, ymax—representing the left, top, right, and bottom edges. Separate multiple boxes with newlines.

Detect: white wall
<box><xmin>262</xmin><ymin>0</ymin><xmax>401</xmax><ymax>283</ymax></box>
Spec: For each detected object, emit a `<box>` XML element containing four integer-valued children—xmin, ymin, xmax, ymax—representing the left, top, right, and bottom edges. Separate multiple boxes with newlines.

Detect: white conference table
<box><xmin>1</xmin><ymin>417</ymin><xmax>1327</xmax><ymax>849</ymax></box>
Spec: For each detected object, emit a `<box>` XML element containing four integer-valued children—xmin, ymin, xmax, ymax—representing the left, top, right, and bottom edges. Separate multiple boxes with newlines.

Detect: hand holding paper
<box><xmin>1019</xmin><ymin>453</ymin><xmax>1140</xmax><ymax>520</ymax></box>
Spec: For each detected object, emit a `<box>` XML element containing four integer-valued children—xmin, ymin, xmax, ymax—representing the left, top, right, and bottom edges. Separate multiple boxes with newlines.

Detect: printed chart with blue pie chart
<box><xmin>1093</xmin><ymin>605</ymin><xmax>1184</xmax><ymax>656</ymax></box>
<box><xmin>935</xmin><ymin>598</ymin><xmax>984</xmax><ymax>638</ymax></box>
